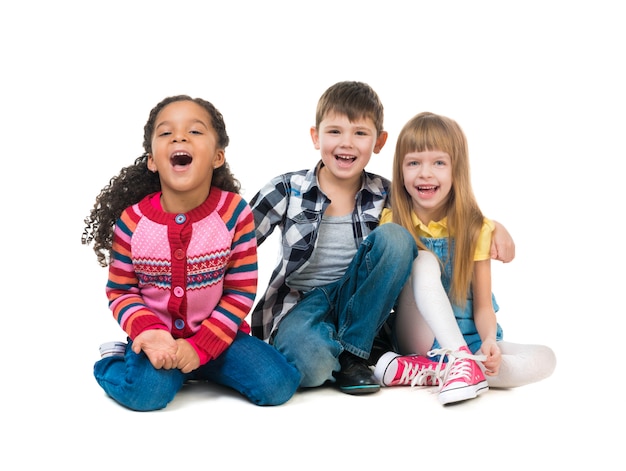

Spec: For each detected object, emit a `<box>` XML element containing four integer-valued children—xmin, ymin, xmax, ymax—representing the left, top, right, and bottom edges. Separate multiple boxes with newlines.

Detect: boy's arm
<box><xmin>490</xmin><ymin>220</ymin><xmax>515</xmax><ymax>263</ymax></box>
<box><xmin>249</xmin><ymin>176</ymin><xmax>289</xmax><ymax>245</ymax></box>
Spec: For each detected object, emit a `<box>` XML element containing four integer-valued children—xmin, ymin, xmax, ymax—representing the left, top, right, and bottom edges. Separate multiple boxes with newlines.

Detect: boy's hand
<box><xmin>175</xmin><ymin>339</ymin><xmax>200</xmax><ymax>374</ymax></box>
<box><xmin>490</xmin><ymin>221</ymin><xmax>515</xmax><ymax>263</ymax></box>
<box><xmin>479</xmin><ymin>339</ymin><xmax>501</xmax><ymax>376</ymax></box>
<box><xmin>132</xmin><ymin>329</ymin><xmax>178</xmax><ymax>370</ymax></box>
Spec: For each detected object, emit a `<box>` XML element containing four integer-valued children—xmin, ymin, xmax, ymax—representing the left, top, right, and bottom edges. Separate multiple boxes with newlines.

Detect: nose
<box><xmin>418</xmin><ymin>163</ymin><xmax>432</xmax><ymax>178</ymax></box>
<box><xmin>172</xmin><ymin>131</ymin><xmax>187</xmax><ymax>142</ymax></box>
<box><xmin>339</xmin><ymin>133</ymin><xmax>353</xmax><ymax>147</ymax></box>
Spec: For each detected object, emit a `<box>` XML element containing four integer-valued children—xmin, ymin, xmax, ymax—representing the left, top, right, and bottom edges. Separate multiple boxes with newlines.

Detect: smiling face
<box><xmin>402</xmin><ymin>149</ymin><xmax>453</xmax><ymax>223</ymax></box>
<box><xmin>147</xmin><ymin>100</ymin><xmax>225</xmax><ymax>213</ymax></box>
<box><xmin>310</xmin><ymin>112</ymin><xmax>387</xmax><ymax>186</ymax></box>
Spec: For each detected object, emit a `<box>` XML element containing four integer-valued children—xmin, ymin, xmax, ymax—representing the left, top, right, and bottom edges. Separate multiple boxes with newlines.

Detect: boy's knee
<box><xmin>378</xmin><ymin>223</ymin><xmax>417</xmax><ymax>254</ymax></box>
<box><xmin>372</xmin><ymin>224</ymin><xmax>417</xmax><ymax>267</ymax></box>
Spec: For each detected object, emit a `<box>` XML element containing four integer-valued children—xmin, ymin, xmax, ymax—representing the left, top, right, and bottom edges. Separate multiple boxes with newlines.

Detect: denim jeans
<box><xmin>93</xmin><ymin>331</ymin><xmax>300</xmax><ymax>411</ymax></box>
<box><xmin>272</xmin><ymin>223</ymin><xmax>417</xmax><ymax>388</ymax></box>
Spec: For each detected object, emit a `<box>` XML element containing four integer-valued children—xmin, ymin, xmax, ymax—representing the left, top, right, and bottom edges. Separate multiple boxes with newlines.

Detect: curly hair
<box><xmin>82</xmin><ymin>95</ymin><xmax>241</xmax><ymax>267</ymax></box>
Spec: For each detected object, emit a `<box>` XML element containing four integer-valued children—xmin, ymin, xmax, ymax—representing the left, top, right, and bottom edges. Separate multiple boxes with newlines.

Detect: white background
<box><xmin>1</xmin><ymin>1</ymin><xmax>623</xmax><ymax>468</ymax></box>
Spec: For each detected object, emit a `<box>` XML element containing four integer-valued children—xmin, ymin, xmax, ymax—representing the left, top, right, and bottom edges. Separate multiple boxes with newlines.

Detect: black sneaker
<box><xmin>333</xmin><ymin>352</ymin><xmax>380</xmax><ymax>395</ymax></box>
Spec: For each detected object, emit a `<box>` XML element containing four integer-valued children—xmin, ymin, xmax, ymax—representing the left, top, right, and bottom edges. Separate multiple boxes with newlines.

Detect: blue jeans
<box><xmin>272</xmin><ymin>223</ymin><xmax>417</xmax><ymax>387</ymax></box>
<box><xmin>93</xmin><ymin>331</ymin><xmax>300</xmax><ymax>411</ymax></box>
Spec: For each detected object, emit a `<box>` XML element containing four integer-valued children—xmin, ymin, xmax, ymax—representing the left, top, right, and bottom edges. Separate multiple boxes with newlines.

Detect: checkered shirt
<box><xmin>249</xmin><ymin>161</ymin><xmax>391</xmax><ymax>341</ymax></box>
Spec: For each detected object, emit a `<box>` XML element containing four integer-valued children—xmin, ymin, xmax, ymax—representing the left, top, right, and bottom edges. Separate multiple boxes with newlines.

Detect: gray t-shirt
<box><xmin>287</xmin><ymin>213</ymin><xmax>356</xmax><ymax>292</ymax></box>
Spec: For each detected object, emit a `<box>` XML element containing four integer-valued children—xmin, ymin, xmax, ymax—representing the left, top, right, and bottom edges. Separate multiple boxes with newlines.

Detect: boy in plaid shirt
<box><xmin>249</xmin><ymin>81</ymin><xmax>513</xmax><ymax>395</ymax></box>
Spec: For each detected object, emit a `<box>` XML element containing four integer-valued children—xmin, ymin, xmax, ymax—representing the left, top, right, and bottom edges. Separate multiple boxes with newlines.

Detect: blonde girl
<box><xmin>374</xmin><ymin>112</ymin><xmax>556</xmax><ymax>405</ymax></box>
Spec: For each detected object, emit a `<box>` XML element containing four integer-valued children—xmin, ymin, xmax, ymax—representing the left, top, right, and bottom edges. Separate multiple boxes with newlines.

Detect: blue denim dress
<box><xmin>422</xmin><ymin>237</ymin><xmax>503</xmax><ymax>354</ymax></box>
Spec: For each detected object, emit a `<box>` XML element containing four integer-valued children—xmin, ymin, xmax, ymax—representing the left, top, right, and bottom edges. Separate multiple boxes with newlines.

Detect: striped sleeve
<box><xmin>106</xmin><ymin>205</ymin><xmax>168</xmax><ymax>337</ymax></box>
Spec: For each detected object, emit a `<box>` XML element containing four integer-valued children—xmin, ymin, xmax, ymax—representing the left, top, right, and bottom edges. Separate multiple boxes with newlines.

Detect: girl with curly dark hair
<box><xmin>82</xmin><ymin>95</ymin><xmax>299</xmax><ymax>411</ymax></box>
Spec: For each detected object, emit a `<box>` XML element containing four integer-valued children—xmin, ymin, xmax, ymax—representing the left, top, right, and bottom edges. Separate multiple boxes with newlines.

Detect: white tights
<box><xmin>394</xmin><ymin>251</ymin><xmax>556</xmax><ymax>388</ymax></box>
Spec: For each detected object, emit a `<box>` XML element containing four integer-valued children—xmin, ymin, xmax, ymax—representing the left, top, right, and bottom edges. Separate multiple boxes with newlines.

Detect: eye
<box><xmin>158</xmin><ymin>131</ymin><xmax>171</xmax><ymax>137</ymax></box>
<box><xmin>189</xmin><ymin>129</ymin><xmax>203</xmax><ymax>135</ymax></box>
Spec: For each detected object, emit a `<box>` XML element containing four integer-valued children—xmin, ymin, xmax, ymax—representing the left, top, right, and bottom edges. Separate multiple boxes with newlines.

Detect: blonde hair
<box><xmin>390</xmin><ymin>112</ymin><xmax>484</xmax><ymax>306</ymax></box>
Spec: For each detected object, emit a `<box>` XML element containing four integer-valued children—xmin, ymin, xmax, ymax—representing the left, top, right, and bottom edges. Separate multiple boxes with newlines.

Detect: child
<box><xmin>373</xmin><ymin>112</ymin><xmax>556</xmax><ymax>405</ymax></box>
<box><xmin>82</xmin><ymin>95</ymin><xmax>300</xmax><ymax>411</ymax></box>
<box><xmin>249</xmin><ymin>82</ymin><xmax>515</xmax><ymax>395</ymax></box>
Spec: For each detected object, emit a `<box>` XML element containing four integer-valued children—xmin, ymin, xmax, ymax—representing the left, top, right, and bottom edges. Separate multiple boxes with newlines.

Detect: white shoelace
<box><xmin>397</xmin><ymin>359</ymin><xmax>440</xmax><ymax>386</ymax></box>
<box><xmin>418</xmin><ymin>348</ymin><xmax>487</xmax><ymax>390</ymax></box>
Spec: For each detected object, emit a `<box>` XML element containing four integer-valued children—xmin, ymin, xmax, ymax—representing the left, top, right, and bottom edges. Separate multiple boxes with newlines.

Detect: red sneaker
<box><xmin>374</xmin><ymin>351</ymin><xmax>444</xmax><ymax>387</ymax></box>
<box><xmin>435</xmin><ymin>346</ymin><xmax>488</xmax><ymax>405</ymax></box>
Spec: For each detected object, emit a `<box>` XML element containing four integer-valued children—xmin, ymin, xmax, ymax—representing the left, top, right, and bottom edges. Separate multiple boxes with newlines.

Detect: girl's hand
<box><xmin>132</xmin><ymin>329</ymin><xmax>178</xmax><ymax>370</ymax></box>
<box><xmin>479</xmin><ymin>339</ymin><xmax>501</xmax><ymax>376</ymax></box>
<box><xmin>175</xmin><ymin>339</ymin><xmax>200</xmax><ymax>374</ymax></box>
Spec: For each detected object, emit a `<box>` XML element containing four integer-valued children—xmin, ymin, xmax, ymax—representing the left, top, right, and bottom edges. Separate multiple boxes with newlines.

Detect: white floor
<box><xmin>15</xmin><ymin>354</ymin><xmax>614</xmax><ymax>470</ymax></box>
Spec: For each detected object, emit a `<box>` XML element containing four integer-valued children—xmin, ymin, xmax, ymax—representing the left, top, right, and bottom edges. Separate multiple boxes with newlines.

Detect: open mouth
<box><xmin>170</xmin><ymin>151</ymin><xmax>192</xmax><ymax>167</ymax></box>
<box><xmin>335</xmin><ymin>154</ymin><xmax>356</xmax><ymax>164</ymax></box>
<box><xmin>417</xmin><ymin>185</ymin><xmax>438</xmax><ymax>195</ymax></box>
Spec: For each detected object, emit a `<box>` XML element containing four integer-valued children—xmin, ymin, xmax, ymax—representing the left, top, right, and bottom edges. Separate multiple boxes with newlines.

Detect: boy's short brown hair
<box><xmin>315</xmin><ymin>81</ymin><xmax>385</xmax><ymax>136</ymax></box>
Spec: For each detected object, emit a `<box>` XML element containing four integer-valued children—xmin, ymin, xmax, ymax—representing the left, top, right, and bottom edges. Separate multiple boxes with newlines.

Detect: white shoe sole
<box><xmin>438</xmin><ymin>381</ymin><xmax>489</xmax><ymax>405</ymax></box>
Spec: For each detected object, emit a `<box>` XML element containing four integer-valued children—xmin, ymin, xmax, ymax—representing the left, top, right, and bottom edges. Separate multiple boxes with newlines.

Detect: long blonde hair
<box><xmin>391</xmin><ymin>112</ymin><xmax>484</xmax><ymax>306</ymax></box>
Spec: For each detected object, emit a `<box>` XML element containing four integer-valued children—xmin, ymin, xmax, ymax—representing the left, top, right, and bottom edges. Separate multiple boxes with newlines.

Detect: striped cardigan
<box><xmin>106</xmin><ymin>188</ymin><xmax>257</xmax><ymax>365</ymax></box>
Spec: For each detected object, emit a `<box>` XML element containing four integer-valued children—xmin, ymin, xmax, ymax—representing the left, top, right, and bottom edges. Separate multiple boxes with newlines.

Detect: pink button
<box><xmin>173</xmin><ymin>286</ymin><xmax>184</xmax><ymax>297</ymax></box>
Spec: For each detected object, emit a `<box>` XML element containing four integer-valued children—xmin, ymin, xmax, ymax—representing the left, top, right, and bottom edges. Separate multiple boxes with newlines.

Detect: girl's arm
<box><xmin>107</xmin><ymin>208</ymin><xmax>176</xmax><ymax>368</ymax></box>
<box><xmin>107</xmin><ymin>209</ymin><xmax>169</xmax><ymax>338</ymax></box>
<box><xmin>472</xmin><ymin>259</ymin><xmax>501</xmax><ymax>375</ymax></box>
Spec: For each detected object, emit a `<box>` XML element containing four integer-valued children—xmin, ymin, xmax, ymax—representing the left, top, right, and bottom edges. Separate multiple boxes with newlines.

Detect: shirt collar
<box><xmin>305</xmin><ymin>160</ymin><xmax>385</xmax><ymax>199</ymax></box>
<box><xmin>412</xmin><ymin>212</ymin><xmax>449</xmax><ymax>238</ymax></box>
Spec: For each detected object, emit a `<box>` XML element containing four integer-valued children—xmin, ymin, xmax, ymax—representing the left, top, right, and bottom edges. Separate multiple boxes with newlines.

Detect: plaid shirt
<box><xmin>249</xmin><ymin>161</ymin><xmax>391</xmax><ymax>341</ymax></box>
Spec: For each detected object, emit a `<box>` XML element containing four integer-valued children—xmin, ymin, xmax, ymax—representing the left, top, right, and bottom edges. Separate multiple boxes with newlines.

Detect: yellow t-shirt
<box><xmin>379</xmin><ymin>208</ymin><xmax>494</xmax><ymax>261</ymax></box>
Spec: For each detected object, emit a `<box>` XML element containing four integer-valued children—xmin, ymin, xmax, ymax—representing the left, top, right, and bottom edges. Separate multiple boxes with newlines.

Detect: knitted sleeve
<box><xmin>106</xmin><ymin>204</ymin><xmax>169</xmax><ymax>337</ymax></box>
<box><xmin>184</xmin><ymin>193</ymin><xmax>258</xmax><ymax>363</ymax></box>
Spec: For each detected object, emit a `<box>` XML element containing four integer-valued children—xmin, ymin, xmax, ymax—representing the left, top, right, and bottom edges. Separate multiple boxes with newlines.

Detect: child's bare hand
<box><xmin>175</xmin><ymin>339</ymin><xmax>200</xmax><ymax>374</ymax></box>
<box><xmin>479</xmin><ymin>340</ymin><xmax>501</xmax><ymax>376</ymax></box>
<box><xmin>490</xmin><ymin>221</ymin><xmax>515</xmax><ymax>263</ymax></box>
<box><xmin>132</xmin><ymin>330</ymin><xmax>178</xmax><ymax>370</ymax></box>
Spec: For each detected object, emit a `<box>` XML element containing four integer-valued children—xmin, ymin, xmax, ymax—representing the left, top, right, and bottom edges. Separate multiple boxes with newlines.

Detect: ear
<box><xmin>373</xmin><ymin>131</ymin><xmax>388</xmax><ymax>154</ymax></box>
<box><xmin>147</xmin><ymin>154</ymin><xmax>158</xmax><ymax>172</ymax></box>
<box><xmin>310</xmin><ymin>126</ymin><xmax>321</xmax><ymax>150</ymax></box>
<box><xmin>213</xmin><ymin>149</ymin><xmax>226</xmax><ymax>169</ymax></box>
